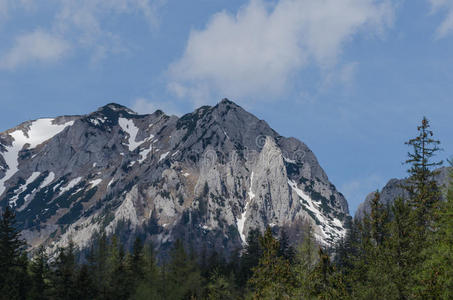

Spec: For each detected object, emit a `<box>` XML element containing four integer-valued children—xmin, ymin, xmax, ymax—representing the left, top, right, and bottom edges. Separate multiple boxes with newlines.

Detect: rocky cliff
<box><xmin>355</xmin><ymin>167</ymin><xmax>451</xmax><ymax>219</ymax></box>
<box><xmin>0</xmin><ymin>99</ymin><xmax>349</xmax><ymax>256</ymax></box>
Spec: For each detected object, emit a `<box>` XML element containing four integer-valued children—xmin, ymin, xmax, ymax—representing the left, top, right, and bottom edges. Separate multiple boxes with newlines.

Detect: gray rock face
<box><xmin>355</xmin><ymin>167</ymin><xmax>452</xmax><ymax>219</ymax></box>
<box><xmin>0</xmin><ymin>99</ymin><xmax>349</xmax><ymax>256</ymax></box>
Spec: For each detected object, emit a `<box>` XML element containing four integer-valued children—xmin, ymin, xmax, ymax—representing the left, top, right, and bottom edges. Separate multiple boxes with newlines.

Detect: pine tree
<box><xmin>29</xmin><ymin>246</ymin><xmax>50</xmax><ymax>300</ymax></box>
<box><xmin>278</xmin><ymin>229</ymin><xmax>295</xmax><ymax>263</ymax></box>
<box><xmin>105</xmin><ymin>235</ymin><xmax>129</xmax><ymax>299</ymax></box>
<box><xmin>74</xmin><ymin>264</ymin><xmax>97</xmax><ymax>300</ymax></box>
<box><xmin>51</xmin><ymin>241</ymin><xmax>78</xmax><ymax>300</ymax></box>
<box><xmin>404</xmin><ymin>117</ymin><xmax>442</xmax><ymax>231</ymax></box>
<box><xmin>308</xmin><ymin>248</ymin><xmax>348</xmax><ymax>299</ymax></box>
<box><xmin>369</xmin><ymin>191</ymin><xmax>389</xmax><ymax>247</ymax></box>
<box><xmin>165</xmin><ymin>239</ymin><xmax>203</xmax><ymax>300</ymax></box>
<box><xmin>206</xmin><ymin>269</ymin><xmax>238</xmax><ymax>300</ymax></box>
<box><xmin>131</xmin><ymin>237</ymin><xmax>145</xmax><ymax>280</ymax></box>
<box><xmin>238</xmin><ymin>228</ymin><xmax>262</xmax><ymax>287</ymax></box>
<box><xmin>293</xmin><ymin>223</ymin><xmax>319</xmax><ymax>298</ymax></box>
<box><xmin>386</xmin><ymin>197</ymin><xmax>415</xmax><ymax>299</ymax></box>
<box><xmin>87</xmin><ymin>232</ymin><xmax>109</xmax><ymax>298</ymax></box>
<box><xmin>0</xmin><ymin>206</ymin><xmax>29</xmax><ymax>300</ymax></box>
<box><xmin>130</xmin><ymin>243</ymin><xmax>160</xmax><ymax>300</ymax></box>
<box><xmin>248</xmin><ymin>227</ymin><xmax>296</xmax><ymax>299</ymax></box>
<box><xmin>415</xmin><ymin>163</ymin><xmax>453</xmax><ymax>299</ymax></box>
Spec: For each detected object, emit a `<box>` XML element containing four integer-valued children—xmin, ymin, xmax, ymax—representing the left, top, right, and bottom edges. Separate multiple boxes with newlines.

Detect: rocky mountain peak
<box><xmin>98</xmin><ymin>103</ymin><xmax>137</xmax><ymax>115</ymax></box>
<box><xmin>0</xmin><ymin>99</ymin><xmax>350</xmax><ymax>257</ymax></box>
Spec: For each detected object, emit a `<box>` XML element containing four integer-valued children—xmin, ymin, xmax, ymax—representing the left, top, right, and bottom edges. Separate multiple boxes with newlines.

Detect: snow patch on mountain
<box><xmin>9</xmin><ymin>172</ymin><xmax>41</xmax><ymax>206</ymax></box>
<box><xmin>159</xmin><ymin>151</ymin><xmax>170</xmax><ymax>162</ymax></box>
<box><xmin>118</xmin><ymin>118</ymin><xmax>141</xmax><ymax>151</ymax></box>
<box><xmin>288</xmin><ymin>179</ymin><xmax>346</xmax><ymax>243</ymax></box>
<box><xmin>89</xmin><ymin>178</ymin><xmax>102</xmax><ymax>187</ymax></box>
<box><xmin>40</xmin><ymin>172</ymin><xmax>55</xmax><ymax>189</ymax></box>
<box><xmin>237</xmin><ymin>172</ymin><xmax>255</xmax><ymax>244</ymax></box>
<box><xmin>58</xmin><ymin>177</ymin><xmax>82</xmax><ymax>195</ymax></box>
<box><xmin>0</xmin><ymin>119</ymin><xmax>73</xmax><ymax>196</ymax></box>
<box><xmin>138</xmin><ymin>145</ymin><xmax>153</xmax><ymax>164</ymax></box>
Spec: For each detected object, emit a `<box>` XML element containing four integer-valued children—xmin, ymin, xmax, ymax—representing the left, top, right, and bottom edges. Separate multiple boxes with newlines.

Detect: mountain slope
<box><xmin>355</xmin><ymin>166</ymin><xmax>451</xmax><ymax>219</ymax></box>
<box><xmin>0</xmin><ymin>100</ymin><xmax>349</xmax><ymax>255</ymax></box>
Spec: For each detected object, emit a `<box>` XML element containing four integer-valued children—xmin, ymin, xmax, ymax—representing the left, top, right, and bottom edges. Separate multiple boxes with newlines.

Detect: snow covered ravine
<box><xmin>0</xmin><ymin>119</ymin><xmax>74</xmax><ymax>197</ymax></box>
<box><xmin>288</xmin><ymin>179</ymin><xmax>346</xmax><ymax>242</ymax></box>
<box><xmin>118</xmin><ymin>118</ymin><xmax>141</xmax><ymax>151</ymax></box>
<box><xmin>237</xmin><ymin>172</ymin><xmax>255</xmax><ymax>244</ymax></box>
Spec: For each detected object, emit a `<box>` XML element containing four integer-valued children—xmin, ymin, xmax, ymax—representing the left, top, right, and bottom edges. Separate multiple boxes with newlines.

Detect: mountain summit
<box><xmin>0</xmin><ymin>99</ymin><xmax>349</xmax><ymax>255</ymax></box>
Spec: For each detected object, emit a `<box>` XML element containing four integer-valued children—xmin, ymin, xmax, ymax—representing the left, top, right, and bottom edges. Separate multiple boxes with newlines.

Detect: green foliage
<box><xmin>0</xmin><ymin>206</ymin><xmax>29</xmax><ymax>300</ymax></box>
<box><xmin>0</xmin><ymin>117</ymin><xmax>451</xmax><ymax>299</ymax></box>
<box><xmin>29</xmin><ymin>247</ymin><xmax>51</xmax><ymax>300</ymax></box>
<box><xmin>414</xmin><ymin>166</ymin><xmax>453</xmax><ymax>299</ymax></box>
<box><xmin>248</xmin><ymin>227</ymin><xmax>296</xmax><ymax>299</ymax></box>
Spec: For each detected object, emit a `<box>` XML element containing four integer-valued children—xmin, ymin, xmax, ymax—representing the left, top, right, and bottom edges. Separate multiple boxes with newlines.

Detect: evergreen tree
<box><xmin>293</xmin><ymin>223</ymin><xmax>318</xmax><ymax>298</ymax></box>
<box><xmin>248</xmin><ymin>227</ymin><xmax>296</xmax><ymax>299</ymax></box>
<box><xmin>238</xmin><ymin>228</ymin><xmax>262</xmax><ymax>287</ymax></box>
<box><xmin>308</xmin><ymin>248</ymin><xmax>348</xmax><ymax>300</ymax></box>
<box><xmin>278</xmin><ymin>229</ymin><xmax>295</xmax><ymax>262</ymax></box>
<box><xmin>131</xmin><ymin>243</ymin><xmax>160</xmax><ymax>300</ymax></box>
<box><xmin>415</xmin><ymin>163</ymin><xmax>453</xmax><ymax>299</ymax></box>
<box><xmin>369</xmin><ymin>191</ymin><xmax>389</xmax><ymax>247</ymax></box>
<box><xmin>74</xmin><ymin>264</ymin><xmax>97</xmax><ymax>300</ymax></box>
<box><xmin>51</xmin><ymin>241</ymin><xmax>77</xmax><ymax>300</ymax></box>
<box><xmin>165</xmin><ymin>239</ymin><xmax>203</xmax><ymax>299</ymax></box>
<box><xmin>404</xmin><ymin>117</ymin><xmax>442</xmax><ymax>231</ymax></box>
<box><xmin>29</xmin><ymin>246</ymin><xmax>50</xmax><ymax>300</ymax></box>
<box><xmin>206</xmin><ymin>269</ymin><xmax>238</xmax><ymax>300</ymax></box>
<box><xmin>87</xmin><ymin>232</ymin><xmax>109</xmax><ymax>298</ymax></box>
<box><xmin>105</xmin><ymin>235</ymin><xmax>129</xmax><ymax>299</ymax></box>
<box><xmin>0</xmin><ymin>206</ymin><xmax>29</xmax><ymax>300</ymax></box>
<box><xmin>386</xmin><ymin>197</ymin><xmax>415</xmax><ymax>299</ymax></box>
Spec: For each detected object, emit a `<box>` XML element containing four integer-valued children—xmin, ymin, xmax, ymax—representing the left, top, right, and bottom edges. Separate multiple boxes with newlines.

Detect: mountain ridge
<box><xmin>0</xmin><ymin>99</ymin><xmax>349</xmax><ymax>256</ymax></box>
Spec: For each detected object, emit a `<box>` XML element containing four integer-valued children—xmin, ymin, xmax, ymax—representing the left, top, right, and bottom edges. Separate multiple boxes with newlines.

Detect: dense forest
<box><xmin>0</xmin><ymin>117</ymin><xmax>452</xmax><ymax>300</ymax></box>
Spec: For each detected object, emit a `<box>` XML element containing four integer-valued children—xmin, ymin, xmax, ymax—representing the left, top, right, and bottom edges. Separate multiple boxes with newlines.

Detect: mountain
<box><xmin>355</xmin><ymin>166</ymin><xmax>451</xmax><ymax>219</ymax></box>
<box><xmin>0</xmin><ymin>99</ymin><xmax>349</xmax><ymax>256</ymax></box>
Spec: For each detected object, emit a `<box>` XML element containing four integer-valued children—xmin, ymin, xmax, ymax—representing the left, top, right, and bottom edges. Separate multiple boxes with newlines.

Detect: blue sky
<box><xmin>0</xmin><ymin>0</ymin><xmax>452</xmax><ymax>214</ymax></box>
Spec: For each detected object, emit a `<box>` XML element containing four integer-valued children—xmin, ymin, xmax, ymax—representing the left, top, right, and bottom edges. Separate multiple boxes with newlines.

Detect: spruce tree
<box><xmin>293</xmin><ymin>223</ymin><xmax>319</xmax><ymax>298</ymax></box>
<box><xmin>278</xmin><ymin>229</ymin><xmax>295</xmax><ymax>263</ymax></box>
<box><xmin>51</xmin><ymin>242</ymin><xmax>78</xmax><ymax>300</ymax></box>
<box><xmin>248</xmin><ymin>227</ymin><xmax>296</xmax><ymax>299</ymax></box>
<box><xmin>404</xmin><ymin>117</ymin><xmax>442</xmax><ymax>230</ymax></box>
<box><xmin>131</xmin><ymin>243</ymin><xmax>160</xmax><ymax>300</ymax></box>
<box><xmin>415</xmin><ymin>163</ymin><xmax>453</xmax><ymax>299</ymax></box>
<box><xmin>0</xmin><ymin>206</ymin><xmax>29</xmax><ymax>300</ymax></box>
<box><xmin>386</xmin><ymin>197</ymin><xmax>414</xmax><ymax>299</ymax></box>
<box><xmin>165</xmin><ymin>239</ymin><xmax>203</xmax><ymax>300</ymax></box>
<box><xmin>308</xmin><ymin>248</ymin><xmax>348</xmax><ymax>299</ymax></box>
<box><xmin>238</xmin><ymin>228</ymin><xmax>262</xmax><ymax>287</ymax></box>
<box><xmin>29</xmin><ymin>246</ymin><xmax>50</xmax><ymax>300</ymax></box>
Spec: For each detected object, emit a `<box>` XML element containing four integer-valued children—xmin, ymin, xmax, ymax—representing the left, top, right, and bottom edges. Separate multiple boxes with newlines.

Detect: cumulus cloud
<box><xmin>0</xmin><ymin>30</ymin><xmax>69</xmax><ymax>69</ymax></box>
<box><xmin>168</xmin><ymin>0</ymin><xmax>394</xmax><ymax>104</ymax></box>
<box><xmin>429</xmin><ymin>0</ymin><xmax>453</xmax><ymax>38</ymax></box>
<box><xmin>132</xmin><ymin>97</ymin><xmax>183</xmax><ymax>116</ymax></box>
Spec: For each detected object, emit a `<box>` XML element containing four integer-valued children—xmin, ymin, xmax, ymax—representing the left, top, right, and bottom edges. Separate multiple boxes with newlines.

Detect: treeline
<box><xmin>0</xmin><ymin>117</ymin><xmax>452</xmax><ymax>299</ymax></box>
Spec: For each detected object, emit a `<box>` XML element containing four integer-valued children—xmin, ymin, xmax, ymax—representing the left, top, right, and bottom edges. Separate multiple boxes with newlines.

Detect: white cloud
<box><xmin>132</xmin><ymin>98</ymin><xmax>182</xmax><ymax>116</ymax></box>
<box><xmin>54</xmin><ymin>0</ymin><xmax>163</xmax><ymax>60</ymax></box>
<box><xmin>429</xmin><ymin>0</ymin><xmax>453</xmax><ymax>38</ymax></box>
<box><xmin>0</xmin><ymin>0</ymin><xmax>164</xmax><ymax>68</ymax></box>
<box><xmin>168</xmin><ymin>0</ymin><xmax>393</xmax><ymax>104</ymax></box>
<box><xmin>0</xmin><ymin>30</ymin><xmax>69</xmax><ymax>69</ymax></box>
